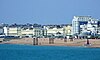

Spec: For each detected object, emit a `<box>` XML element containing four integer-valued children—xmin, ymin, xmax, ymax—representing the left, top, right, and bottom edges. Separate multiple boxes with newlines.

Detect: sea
<box><xmin>0</xmin><ymin>44</ymin><xmax>100</xmax><ymax>60</ymax></box>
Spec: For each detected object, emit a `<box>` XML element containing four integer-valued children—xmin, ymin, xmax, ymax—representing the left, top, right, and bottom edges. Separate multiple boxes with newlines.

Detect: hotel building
<box><xmin>72</xmin><ymin>16</ymin><xmax>100</xmax><ymax>36</ymax></box>
<box><xmin>4</xmin><ymin>27</ymin><xmax>21</xmax><ymax>36</ymax></box>
<box><xmin>43</xmin><ymin>25</ymin><xmax>72</xmax><ymax>38</ymax></box>
<box><xmin>21</xmin><ymin>27</ymin><xmax>42</xmax><ymax>37</ymax></box>
<box><xmin>3</xmin><ymin>26</ymin><xmax>43</xmax><ymax>38</ymax></box>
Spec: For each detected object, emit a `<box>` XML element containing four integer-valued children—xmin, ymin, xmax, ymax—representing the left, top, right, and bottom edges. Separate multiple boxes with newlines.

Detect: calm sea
<box><xmin>0</xmin><ymin>44</ymin><xmax>100</xmax><ymax>60</ymax></box>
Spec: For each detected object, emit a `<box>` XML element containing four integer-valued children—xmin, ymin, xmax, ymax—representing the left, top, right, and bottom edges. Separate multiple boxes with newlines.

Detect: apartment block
<box><xmin>72</xmin><ymin>16</ymin><xmax>100</xmax><ymax>35</ymax></box>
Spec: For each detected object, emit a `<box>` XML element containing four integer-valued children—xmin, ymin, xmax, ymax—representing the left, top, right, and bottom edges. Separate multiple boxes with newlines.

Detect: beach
<box><xmin>1</xmin><ymin>38</ymin><xmax>100</xmax><ymax>48</ymax></box>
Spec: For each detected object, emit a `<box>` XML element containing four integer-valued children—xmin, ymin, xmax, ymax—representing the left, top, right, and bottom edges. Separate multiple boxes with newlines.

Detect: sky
<box><xmin>0</xmin><ymin>0</ymin><xmax>100</xmax><ymax>24</ymax></box>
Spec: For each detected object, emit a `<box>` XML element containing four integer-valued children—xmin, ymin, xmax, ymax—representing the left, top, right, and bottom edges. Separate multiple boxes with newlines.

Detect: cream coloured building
<box><xmin>4</xmin><ymin>27</ymin><xmax>21</xmax><ymax>36</ymax></box>
<box><xmin>63</xmin><ymin>25</ymin><xmax>72</xmax><ymax>36</ymax></box>
<box><xmin>21</xmin><ymin>28</ymin><xmax>33</xmax><ymax>37</ymax></box>
<box><xmin>43</xmin><ymin>25</ymin><xmax>72</xmax><ymax>38</ymax></box>
<box><xmin>3</xmin><ymin>24</ymin><xmax>72</xmax><ymax>38</ymax></box>
<box><xmin>3</xmin><ymin>27</ymin><xmax>43</xmax><ymax>37</ymax></box>
<box><xmin>21</xmin><ymin>28</ymin><xmax>42</xmax><ymax>37</ymax></box>
<box><xmin>47</xmin><ymin>27</ymin><xmax>64</xmax><ymax>36</ymax></box>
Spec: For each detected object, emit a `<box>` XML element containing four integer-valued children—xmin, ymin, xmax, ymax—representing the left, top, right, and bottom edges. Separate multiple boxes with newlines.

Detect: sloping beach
<box><xmin>1</xmin><ymin>38</ymin><xmax>100</xmax><ymax>48</ymax></box>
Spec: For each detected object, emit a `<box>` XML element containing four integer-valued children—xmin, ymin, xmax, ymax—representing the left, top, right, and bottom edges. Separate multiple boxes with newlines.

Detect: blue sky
<box><xmin>0</xmin><ymin>0</ymin><xmax>100</xmax><ymax>24</ymax></box>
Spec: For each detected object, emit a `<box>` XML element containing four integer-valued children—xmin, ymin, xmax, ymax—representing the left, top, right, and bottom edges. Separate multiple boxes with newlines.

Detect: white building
<box><xmin>0</xmin><ymin>26</ymin><xmax>4</xmax><ymax>35</ymax></box>
<box><xmin>3</xmin><ymin>27</ymin><xmax>21</xmax><ymax>36</ymax></box>
<box><xmin>21</xmin><ymin>27</ymin><xmax>42</xmax><ymax>37</ymax></box>
<box><xmin>72</xmin><ymin>16</ymin><xmax>100</xmax><ymax>35</ymax></box>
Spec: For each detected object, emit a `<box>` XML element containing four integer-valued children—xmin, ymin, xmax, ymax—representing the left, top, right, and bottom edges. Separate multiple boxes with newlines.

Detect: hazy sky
<box><xmin>0</xmin><ymin>0</ymin><xmax>100</xmax><ymax>24</ymax></box>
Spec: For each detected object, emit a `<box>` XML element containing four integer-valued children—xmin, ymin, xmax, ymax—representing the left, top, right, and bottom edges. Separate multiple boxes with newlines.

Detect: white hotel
<box><xmin>72</xmin><ymin>16</ymin><xmax>100</xmax><ymax>36</ymax></box>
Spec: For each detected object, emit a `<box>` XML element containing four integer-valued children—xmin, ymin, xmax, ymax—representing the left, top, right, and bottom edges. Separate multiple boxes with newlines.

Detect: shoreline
<box><xmin>1</xmin><ymin>42</ymin><xmax>100</xmax><ymax>48</ymax></box>
<box><xmin>0</xmin><ymin>43</ymin><xmax>85</xmax><ymax>48</ymax></box>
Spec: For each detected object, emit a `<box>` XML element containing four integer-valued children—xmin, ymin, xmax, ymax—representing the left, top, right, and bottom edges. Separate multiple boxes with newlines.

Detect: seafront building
<box><xmin>72</xmin><ymin>16</ymin><xmax>100</xmax><ymax>37</ymax></box>
<box><xmin>4</xmin><ymin>27</ymin><xmax>21</xmax><ymax>36</ymax></box>
<box><xmin>1</xmin><ymin>16</ymin><xmax>100</xmax><ymax>39</ymax></box>
<box><xmin>0</xmin><ymin>26</ymin><xmax>4</xmax><ymax>35</ymax></box>
<box><xmin>44</xmin><ymin>26</ymin><xmax>64</xmax><ymax>37</ymax></box>
<box><xmin>21</xmin><ymin>27</ymin><xmax>43</xmax><ymax>37</ymax></box>
<box><xmin>3</xmin><ymin>26</ymin><xmax>43</xmax><ymax>38</ymax></box>
<box><xmin>0</xmin><ymin>24</ymin><xmax>72</xmax><ymax>38</ymax></box>
<box><xmin>43</xmin><ymin>25</ymin><xmax>72</xmax><ymax>38</ymax></box>
<box><xmin>63</xmin><ymin>25</ymin><xmax>72</xmax><ymax>36</ymax></box>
